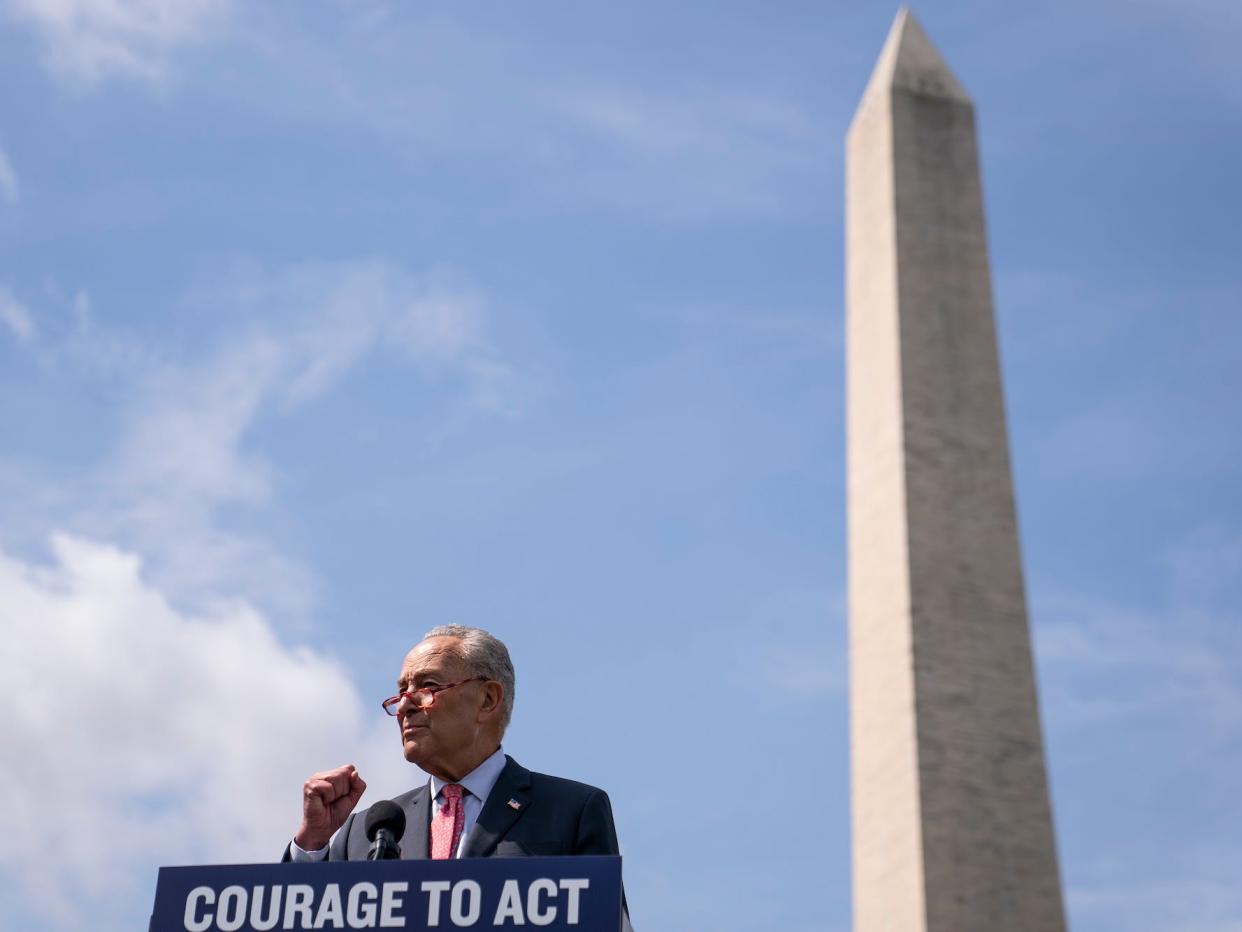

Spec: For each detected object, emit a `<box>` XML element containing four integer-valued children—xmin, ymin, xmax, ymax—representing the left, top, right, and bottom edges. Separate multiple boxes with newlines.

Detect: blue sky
<box><xmin>0</xmin><ymin>2</ymin><xmax>1239</xmax><ymax>930</ymax></box>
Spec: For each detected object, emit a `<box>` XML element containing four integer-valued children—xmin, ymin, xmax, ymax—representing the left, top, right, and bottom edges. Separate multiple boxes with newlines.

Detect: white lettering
<box><xmin>313</xmin><ymin>883</ymin><xmax>344</xmax><ymax>928</ymax></box>
<box><xmin>380</xmin><ymin>882</ymin><xmax>408</xmax><ymax>928</ymax></box>
<box><xmin>217</xmin><ymin>885</ymin><xmax>247</xmax><ymax>932</ymax></box>
<box><xmin>284</xmin><ymin>884</ymin><xmax>315</xmax><ymax>929</ymax></box>
<box><xmin>526</xmin><ymin>879</ymin><xmax>557</xmax><ymax>927</ymax></box>
<box><xmin>347</xmin><ymin>882</ymin><xmax>379</xmax><ymax>928</ymax></box>
<box><xmin>184</xmin><ymin>886</ymin><xmax>215</xmax><ymax>932</ymax></box>
<box><xmin>421</xmin><ymin>880</ymin><xmax>451</xmax><ymax>927</ymax></box>
<box><xmin>558</xmin><ymin>880</ymin><xmax>588</xmax><ymax>925</ymax></box>
<box><xmin>450</xmin><ymin>880</ymin><xmax>481</xmax><ymax>926</ymax></box>
<box><xmin>492</xmin><ymin>880</ymin><xmax>525</xmax><ymax>925</ymax></box>
<box><xmin>172</xmin><ymin>877</ymin><xmax>588</xmax><ymax>932</ymax></box>
<box><xmin>252</xmin><ymin>886</ymin><xmax>284</xmax><ymax>931</ymax></box>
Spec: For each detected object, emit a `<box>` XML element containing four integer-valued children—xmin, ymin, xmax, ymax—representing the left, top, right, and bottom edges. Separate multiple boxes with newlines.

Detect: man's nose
<box><xmin>396</xmin><ymin>693</ymin><xmax>421</xmax><ymax>717</ymax></box>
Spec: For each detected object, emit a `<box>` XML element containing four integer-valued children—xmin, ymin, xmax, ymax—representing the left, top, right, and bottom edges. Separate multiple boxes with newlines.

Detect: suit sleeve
<box><xmin>576</xmin><ymin>788</ymin><xmax>631</xmax><ymax>928</ymax></box>
<box><xmin>327</xmin><ymin>812</ymin><xmax>357</xmax><ymax>861</ymax></box>
<box><xmin>279</xmin><ymin>812</ymin><xmax>358</xmax><ymax>863</ymax></box>
<box><xmin>574</xmin><ymin>788</ymin><xmax>621</xmax><ymax>855</ymax></box>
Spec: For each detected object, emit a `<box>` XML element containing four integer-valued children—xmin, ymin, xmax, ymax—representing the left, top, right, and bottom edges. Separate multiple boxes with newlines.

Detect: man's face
<box><xmin>395</xmin><ymin>637</ymin><xmax>490</xmax><ymax>781</ymax></box>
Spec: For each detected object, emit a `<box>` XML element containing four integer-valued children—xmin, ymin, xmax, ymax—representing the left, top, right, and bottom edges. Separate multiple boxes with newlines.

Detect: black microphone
<box><xmin>365</xmin><ymin>800</ymin><xmax>406</xmax><ymax>861</ymax></box>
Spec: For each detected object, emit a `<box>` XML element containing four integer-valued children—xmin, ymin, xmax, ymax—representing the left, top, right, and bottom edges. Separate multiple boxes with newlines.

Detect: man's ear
<box><xmin>478</xmin><ymin>681</ymin><xmax>505</xmax><ymax>722</ymax></box>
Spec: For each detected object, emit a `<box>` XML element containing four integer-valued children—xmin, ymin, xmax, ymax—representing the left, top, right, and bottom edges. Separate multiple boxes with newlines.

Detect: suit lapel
<box><xmin>460</xmin><ymin>756</ymin><xmax>532</xmax><ymax>858</ymax></box>
<box><xmin>402</xmin><ymin>784</ymin><xmax>432</xmax><ymax>860</ymax></box>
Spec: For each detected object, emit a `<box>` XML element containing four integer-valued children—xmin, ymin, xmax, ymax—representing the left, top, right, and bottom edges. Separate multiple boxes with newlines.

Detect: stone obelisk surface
<box><xmin>846</xmin><ymin>10</ymin><xmax>1066</xmax><ymax>932</ymax></box>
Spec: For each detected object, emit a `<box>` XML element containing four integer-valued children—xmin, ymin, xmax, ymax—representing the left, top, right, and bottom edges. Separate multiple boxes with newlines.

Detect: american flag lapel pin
<box><xmin>507</xmin><ymin>798</ymin><xmax>522</xmax><ymax>810</ymax></box>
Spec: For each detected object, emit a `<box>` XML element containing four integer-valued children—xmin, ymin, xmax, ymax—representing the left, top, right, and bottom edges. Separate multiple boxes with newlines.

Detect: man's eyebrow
<box><xmin>398</xmin><ymin>670</ymin><xmax>443</xmax><ymax>688</ymax></box>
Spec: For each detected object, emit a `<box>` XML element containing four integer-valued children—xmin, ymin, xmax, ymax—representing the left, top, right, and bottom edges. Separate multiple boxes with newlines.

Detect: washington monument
<box><xmin>846</xmin><ymin>10</ymin><xmax>1067</xmax><ymax>931</ymax></box>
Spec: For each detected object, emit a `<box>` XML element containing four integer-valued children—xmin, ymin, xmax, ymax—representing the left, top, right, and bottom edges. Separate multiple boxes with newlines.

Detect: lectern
<box><xmin>150</xmin><ymin>856</ymin><xmax>623</xmax><ymax>931</ymax></box>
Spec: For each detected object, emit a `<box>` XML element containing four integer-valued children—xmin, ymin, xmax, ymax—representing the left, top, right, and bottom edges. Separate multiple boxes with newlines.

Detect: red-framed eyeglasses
<box><xmin>381</xmin><ymin>676</ymin><xmax>488</xmax><ymax>716</ymax></box>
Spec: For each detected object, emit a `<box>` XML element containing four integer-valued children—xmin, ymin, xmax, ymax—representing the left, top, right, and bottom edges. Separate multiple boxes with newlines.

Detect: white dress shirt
<box><xmin>428</xmin><ymin>745</ymin><xmax>508</xmax><ymax>858</ymax></box>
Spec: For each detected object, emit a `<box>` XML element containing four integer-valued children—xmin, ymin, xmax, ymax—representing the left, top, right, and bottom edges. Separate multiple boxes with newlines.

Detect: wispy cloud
<box><xmin>0</xmin><ymin>144</ymin><xmax>17</xmax><ymax>203</ymax></box>
<box><xmin>0</xmin><ymin>534</ymin><xmax>412</xmax><ymax>931</ymax></box>
<box><xmin>997</xmin><ymin>267</ymin><xmax>1242</xmax><ymax>486</ymax></box>
<box><xmin>755</xmin><ymin>642</ymin><xmax>846</xmax><ymax>696</ymax></box>
<box><xmin>744</xmin><ymin>588</ymin><xmax>846</xmax><ymax>698</ymax></box>
<box><xmin>549</xmin><ymin>84</ymin><xmax>832</xmax><ymax>218</ymax></box>
<box><xmin>5</xmin><ymin>0</ymin><xmax>231</xmax><ymax>86</ymax></box>
<box><xmin>1035</xmin><ymin>568</ymin><xmax>1242</xmax><ymax>740</ymax></box>
<box><xmin>186</xmin><ymin>9</ymin><xmax>841</xmax><ymax>222</ymax></box>
<box><xmin>1115</xmin><ymin>0</ymin><xmax>1242</xmax><ymax>107</ymax></box>
<box><xmin>0</xmin><ymin>285</ymin><xmax>34</xmax><ymax>342</ymax></box>
<box><xmin>5</xmin><ymin>2</ymin><xmax>838</xmax><ymax>217</ymax></box>
<box><xmin>556</xmin><ymin>85</ymin><xmax>819</xmax><ymax>157</ymax></box>
<box><xmin>0</xmin><ymin>258</ymin><xmax>512</xmax><ymax>928</ymax></box>
<box><xmin>1032</xmin><ymin>523</ymin><xmax>1242</xmax><ymax>927</ymax></box>
<box><xmin>1011</xmin><ymin>522</ymin><xmax>1242</xmax><ymax>931</ymax></box>
<box><xmin>0</xmin><ymin>258</ymin><xmax>515</xmax><ymax>926</ymax></box>
<box><xmin>0</xmin><ymin>260</ymin><xmax>511</xmax><ymax>619</ymax></box>
<box><xmin>1067</xmin><ymin>863</ymin><xmax>1242</xmax><ymax>932</ymax></box>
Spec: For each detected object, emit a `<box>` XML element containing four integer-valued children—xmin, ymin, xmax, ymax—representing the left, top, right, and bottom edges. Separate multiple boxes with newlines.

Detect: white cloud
<box><xmin>1</xmin><ymin>260</ymin><xmax>510</xmax><ymax>621</ymax></box>
<box><xmin>0</xmin><ymin>284</ymin><xmax>34</xmax><ymax>342</ymax></box>
<box><xmin>0</xmin><ymin>144</ymin><xmax>17</xmax><ymax>203</ymax></box>
<box><xmin>743</xmin><ymin>588</ymin><xmax>847</xmax><ymax>697</ymax></box>
<box><xmin>1164</xmin><ymin>522</ymin><xmax>1242</xmax><ymax>608</ymax></box>
<box><xmin>559</xmin><ymin>87</ymin><xmax>817</xmax><ymax>156</ymax></box>
<box><xmin>36</xmin><ymin>285</ymin><xmax>164</xmax><ymax>380</ymax></box>
<box><xmin>121</xmin><ymin>263</ymin><xmax>506</xmax><ymax>610</ymax></box>
<box><xmin>0</xmin><ymin>534</ymin><xmax>414</xmax><ymax>931</ymax></box>
<box><xmin>116</xmin><ymin>335</ymin><xmax>284</xmax><ymax>507</ymax></box>
<box><xmin>391</xmin><ymin>289</ymin><xmax>485</xmax><ymax>363</ymax></box>
<box><xmin>1029</xmin><ymin>525</ymin><xmax>1242</xmax><ymax>930</ymax></box>
<box><xmin>1067</xmin><ymin>870</ymin><xmax>1242</xmax><ymax>932</ymax></box>
<box><xmin>755</xmin><ymin>643</ymin><xmax>846</xmax><ymax>696</ymax></box>
<box><xmin>5</xmin><ymin>0</ymin><xmax>230</xmax><ymax>86</ymax></box>
<box><xmin>218</xmin><ymin>10</ymin><xmax>835</xmax><ymax>220</ymax></box>
<box><xmin>266</xmin><ymin>263</ymin><xmax>496</xmax><ymax>408</ymax></box>
<box><xmin>549</xmin><ymin>84</ymin><xmax>832</xmax><ymax>218</ymax></box>
<box><xmin>1035</xmin><ymin>585</ymin><xmax>1242</xmax><ymax>737</ymax></box>
<box><xmin>0</xmin><ymin>260</ymin><xmax>503</xmax><ymax>925</ymax></box>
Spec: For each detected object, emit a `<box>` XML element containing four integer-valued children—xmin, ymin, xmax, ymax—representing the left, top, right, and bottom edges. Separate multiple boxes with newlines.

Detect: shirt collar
<box><xmin>429</xmin><ymin>746</ymin><xmax>507</xmax><ymax>804</ymax></box>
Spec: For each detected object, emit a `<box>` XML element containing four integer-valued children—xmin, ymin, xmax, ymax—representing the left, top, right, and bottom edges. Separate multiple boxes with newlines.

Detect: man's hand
<box><xmin>294</xmin><ymin>764</ymin><xmax>367</xmax><ymax>852</ymax></box>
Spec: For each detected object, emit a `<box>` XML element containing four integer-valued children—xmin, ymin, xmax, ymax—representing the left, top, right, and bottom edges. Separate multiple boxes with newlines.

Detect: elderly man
<box><xmin>284</xmin><ymin>625</ymin><xmax>626</xmax><ymax>888</ymax></box>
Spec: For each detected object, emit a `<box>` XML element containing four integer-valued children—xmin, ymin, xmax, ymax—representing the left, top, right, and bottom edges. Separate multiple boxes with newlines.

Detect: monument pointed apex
<box><xmin>858</xmin><ymin>7</ymin><xmax>970</xmax><ymax>109</ymax></box>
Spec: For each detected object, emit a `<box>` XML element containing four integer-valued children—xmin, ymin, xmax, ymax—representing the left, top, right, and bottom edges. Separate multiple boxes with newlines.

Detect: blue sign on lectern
<box><xmin>150</xmin><ymin>856</ymin><xmax>622</xmax><ymax>931</ymax></box>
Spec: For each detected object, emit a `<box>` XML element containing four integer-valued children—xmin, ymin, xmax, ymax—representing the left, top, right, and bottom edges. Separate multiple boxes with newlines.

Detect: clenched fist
<box><xmin>294</xmin><ymin>764</ymin><xmax>367</xmax><ymax>852</ymax></box>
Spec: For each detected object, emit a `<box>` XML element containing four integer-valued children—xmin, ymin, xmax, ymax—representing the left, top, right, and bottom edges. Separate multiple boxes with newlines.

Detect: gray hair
<box><xmin>422</xmin><ymin>625</ymin><xmax>516</xmax><ymax>732</ymax></box>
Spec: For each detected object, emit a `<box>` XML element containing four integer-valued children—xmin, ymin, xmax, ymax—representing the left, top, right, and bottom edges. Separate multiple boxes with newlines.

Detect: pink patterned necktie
<box><xmin>430</xmin><ymin>783</ymin><xmax>465</xmax><ymax>859</ymax></box>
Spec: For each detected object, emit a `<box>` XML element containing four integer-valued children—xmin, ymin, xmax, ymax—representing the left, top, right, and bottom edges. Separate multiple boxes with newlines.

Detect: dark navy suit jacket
<box><xmin>281</xmin><ymin>756</ymin><xmax>630</xmax><ymax>925</ymax></box>
<box><xmin>282</xmin><ymin>756</ymin><xmax>621</xmax><ymax>860</ymax></box>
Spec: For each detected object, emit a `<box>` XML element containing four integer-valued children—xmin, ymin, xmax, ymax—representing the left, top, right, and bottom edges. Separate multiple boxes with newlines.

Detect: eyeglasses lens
<box><xmin>385</xmin><ymin>689</ymin><xmax>439</xmax><ymax>715</ymax></box>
